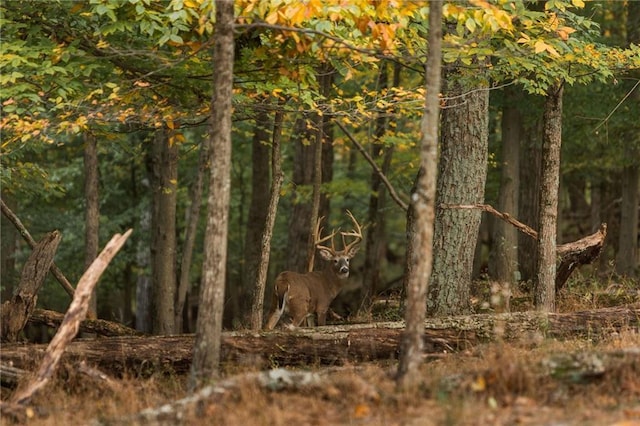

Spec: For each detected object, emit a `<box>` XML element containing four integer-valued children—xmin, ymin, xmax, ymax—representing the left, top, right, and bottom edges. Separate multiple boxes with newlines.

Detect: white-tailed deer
<box><xmin>265</xmin><ymin>211</ymin><xmax>363</xmax><ymax>330</ymax></box>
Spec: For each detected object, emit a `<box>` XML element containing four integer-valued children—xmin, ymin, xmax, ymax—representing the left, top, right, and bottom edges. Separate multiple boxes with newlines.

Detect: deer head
<box><xmin>265</xmin><ymin>211</ymin><xmax>363</xmax><ymax>330</ymax></box>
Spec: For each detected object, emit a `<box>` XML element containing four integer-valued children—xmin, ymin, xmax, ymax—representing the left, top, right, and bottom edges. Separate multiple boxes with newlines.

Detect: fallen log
<box><xmin>1</xmin><ymin>305</ymin><xmax>637</xmax><ymax>377</ymax></box>
<box><xmin>28</xmin><ymin>309</ymin><xmax>141</xmax><ymax>337</ymax></box>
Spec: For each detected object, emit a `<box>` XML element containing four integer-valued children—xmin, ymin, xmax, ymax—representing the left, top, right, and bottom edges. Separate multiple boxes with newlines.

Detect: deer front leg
<box><xmin>316</xmin><ymin>310</ymin><xmax>327</xmax><ymax>326</ymax></box>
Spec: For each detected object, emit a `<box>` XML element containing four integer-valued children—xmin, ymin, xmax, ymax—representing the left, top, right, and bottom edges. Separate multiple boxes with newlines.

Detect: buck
<box><xmin>265</xmin><ymin>211</ymin><xmax>363</xmax><ymax>330</ymax></box>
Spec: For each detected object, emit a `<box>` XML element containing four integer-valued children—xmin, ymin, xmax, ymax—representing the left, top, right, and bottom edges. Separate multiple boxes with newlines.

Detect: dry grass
<box><xmin>3</xmin><ymin>276</ymin><xmax>639</xmax><ymax>425</ymax></box>
<box><xmin>3</xmin><ymin>328</ymin><xmax>639</xmax><ymax>426</ymax></box>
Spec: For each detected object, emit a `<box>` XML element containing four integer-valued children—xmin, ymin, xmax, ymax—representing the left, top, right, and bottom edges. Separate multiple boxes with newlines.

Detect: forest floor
<box><xmin>2</xmin><ymin>278</ymin><xmax>640</xmax><ymax>426</ymax></box>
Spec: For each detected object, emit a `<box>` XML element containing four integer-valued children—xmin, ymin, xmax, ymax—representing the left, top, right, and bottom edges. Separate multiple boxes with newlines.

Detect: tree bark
<box><xmin>490</xmin><ymin>86</ymin><xmax>521</xmax><ymax>309</ymax></box>
<box><xmin>535</xmin><ymin>82</ymin><xmax>564</xmax><ymax>312</ymax></box>
<box><xmin>189</xmin><ymin>0</ymin><xmax>234</xmax><ymax>389</ymax></box>
<box><xmin>4</xmin><ymin>305</ymin><xmax>637</xmax><ymax>376</ymax></box>
<box><xmin>149</xmin><ymin>128</ymin><xmax>178</xmax><ymax>335</ymax></box>
<box><xmin>83</xmin><ymin>132</ymin><xmax>100</xmax><ymax>320</ymax></box>
<box><xmin>250</xmin><ymin>105</ymin><xmax>284</xmax><ymax>330</ymax></box>
<box><xmin>0</xmin><ymin>192</ymin><xmax>18</xmax><ymax>302</ymax></box>
<box><xmin>427</xmin><ymin>64</ymin><xmax>489</xmax><ymax>316</ymax></box>
<box><xmin>1</xmin><ymin>231</ymin><xmax>61</xmax><ymax>342</ymax></box>
<box><xmin>397</xmin><ymin>0</ymin><xmax>442</xmax><ymax>390</ymax></box>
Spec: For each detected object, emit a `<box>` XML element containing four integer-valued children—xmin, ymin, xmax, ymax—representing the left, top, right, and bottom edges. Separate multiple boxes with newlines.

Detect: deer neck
<box><xmin>321</xmin><ymin>267</ymin><xmax>346</xmax><ymax>298</ymax></box>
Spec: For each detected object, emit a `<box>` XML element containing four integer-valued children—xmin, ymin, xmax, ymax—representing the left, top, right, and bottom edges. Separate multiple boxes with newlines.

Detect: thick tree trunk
<box><xmin>490</xmin><ymin>86</ymin><xmax>521</xmax><ymax>308</ymax></box>
<box><xmin>287</xmin><ymin>116</ymin><xmax>315</xmax><ymax>272</ymax></box>
<box><xmin>427</xmin><ymin>65</ymin><xmax>489</xmax><ymax>316</ymax></box>
<box><xmin>189</xmin><ymin>0</ymin><xmax>234</xmax><ymax>389</ymax></box>
<box><xmin>149</xmin><ymin>128</ymin><xmax>178</xmax><ymax>335</ymax></box>
<box><xmin>616</xmin><ymin>162</ymin><xmax>639</xmax><ymax>277</ymax></box>
<box><xmin>4</xmin><ymin>305</ymin><xmax>637</xmax><ymax>375</ymax></box>
<box><xmin>250</xmin><ymin>106</ymin><xmax>285</xmax><ymax>330</ymax></box>
<box><xmin>535</xmin><ymin>82</ymin><xmax>564</xmax><ymax>312</ymax></box>
<box><xmin>83</xmin><ymin>133</ymin><xmax>100</xmax><ymax>320</ymax></box>
<box><xmin>1</xmin><ymin>231</ymin><xmax>61</xmax><ymax>342</ymax></box>
<box><xmin>518</xmin><ymin>99</ymin><xmax>543</xmax><ymax>282</ymax></box>
<box><xmin>397</xmin><ymin>0</ymin><xmax>442</xmax><ymax>389</ymax></box>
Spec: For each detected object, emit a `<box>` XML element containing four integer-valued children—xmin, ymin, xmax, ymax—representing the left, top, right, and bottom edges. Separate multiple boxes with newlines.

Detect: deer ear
<box><xmin>317</xmin><ymin>247</ymin><xmax>334</xmax><ymax>260</ymax></box>
<box><xmin>346</xmin><ymin>245</ymin><xmax>360</xmax><ymax>258</ymax></box>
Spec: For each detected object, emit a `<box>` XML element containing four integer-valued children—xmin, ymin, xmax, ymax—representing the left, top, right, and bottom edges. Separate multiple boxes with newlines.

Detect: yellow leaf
<box><xmin>353</xmin><ymin>404</ymin><xmax>370</xmax><ymax>418</ymax></box>
<box><xmin>465</xmin><ymin>18</ymin><xmax>477</xmax><ymax>33</ymax></box>
<box><xmin>571</xmin><ymin>0</ymin><xmax>585</xmax><ymax>8</ymax></box>
<box><xmin>534</xmin><ymin>40</ymin><xmax>548</xmax><ymax>54</ymax></box>
<box><xmin>545</xmin><ymin>44</ymin><xmax>560</xmax><ymax>57</ymax></box>
<box><xmin>265</xmin><ymin>10</ymin><xmax>278</xmax><ymax>25</ymax></box>
<box><xmin>471</xmin><ymin>375</ymin><xmax>486</xmax><ymax>392</ymax></box>
<box><xmin>166</xmin><ymin>119</ymin><xmax>175</xmax><ymax>130</ymax></box>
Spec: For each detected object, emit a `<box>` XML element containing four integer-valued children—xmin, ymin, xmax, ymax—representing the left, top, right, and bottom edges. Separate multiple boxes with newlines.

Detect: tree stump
<box><xmin>1</xmin><ymin>231</ymin><xmax>61</xmax><ymax>342</ymax></box>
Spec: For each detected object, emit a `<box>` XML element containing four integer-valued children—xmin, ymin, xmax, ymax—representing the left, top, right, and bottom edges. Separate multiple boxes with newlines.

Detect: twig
<box><xmin>0</xmin><ymin>199</ymin><xmax>76</xmax><ymax>298</ymax></box>
<box><xmin>439</xmin><ymin>203</ymin><xmax>538</xmax><ymax>239</ymax></box>
<box><xmin>335</xmin><ymin>120</ymin><xmax>409</xmax><ymax>211</ymax></box>
<box><xmin>10</xmin><ymin>229</ymin><xmax>133</xmax><ymax>406</ymax></box>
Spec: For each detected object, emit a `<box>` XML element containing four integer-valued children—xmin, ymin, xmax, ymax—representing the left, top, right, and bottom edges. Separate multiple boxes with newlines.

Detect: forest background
<box><xmin>1</xmin><ymin>0</ymin><xmax>639</xmax><ymax>338</ymax></box>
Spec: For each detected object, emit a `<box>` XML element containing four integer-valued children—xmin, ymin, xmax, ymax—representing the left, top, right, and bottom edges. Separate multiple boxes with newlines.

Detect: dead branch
<box><xmin>1</xmin><ymin>199</ymin><xmax>75</xmax><ymax>298</ymax></box>
<box><xmin>440</xmin><ymin>203</ymin><xmax>538</xmax><ymax>239</ymax></box>
<box><xmin>1</xmin><ymin>231</ymin><xmax>61</xmax><ymax>342</ymax></box>
<box><xmin>336</xmin><ymin>120</ymin><xmax>409</xmax><ymax>211</ymax></box>
<box><xmin>10</xmin><ymin>229</ymin><xmax>133</xmax><ymax>406</ymax></box>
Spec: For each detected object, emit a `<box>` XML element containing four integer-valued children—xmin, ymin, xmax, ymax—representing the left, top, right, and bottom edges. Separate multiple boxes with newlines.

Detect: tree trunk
<box><xmin>286</xmin><ymin>116</ymin><xmax>315</xmax><ymax>272</ymax></box>
<box><xmin>489</xmin><ymin>86</ymin><xmax>522</xmax><ymax>310</ymax></box>
<box><xmin>149</xmin><ymin>128</ymin><xmax>178</xmax><ymax>335</ymax></box>
<box><xmin>0</xmin><ymin>192</ymin><xmax>18</xmax><ymax>302</ymax></box>
<box><xmin>535</xmin><ymin>82</ymin><xmax>564</xmax><ymax>312</ymax></box>
<box><xmin>427</xmin><ymin>65</ymin><xmax>489</xmax><ymax>316</ymax></box>
<box><xmin>361</xmin><ymin>61</ymin><xmax>393</xmax><ymax>314</ymax></box>
<box><xmin>519</xmin><ymin>113</ymin><xmax>543</xmax><ymax>282</ymax></box>
<box><xmin>243</xmin><ymin>108</ymin><xmax>271</xmax><ymax>321</ymax></box>
<box><xmin>1</xmin><ymin>232</ymin><xmax>61</xmax><ymax>342</ymax></box>
<box><xmin>175</xmin><ymin>134</ymin><xmax>208</xmax><ymax>333</ymax></box>
<box><xmin>306</xmin><ymin>66</ymin><xmax>333</xmax><ymax>272</ymax></box>
<box><xmin>397</xmin><ymin>0</ymin><xmax>442</xmax><ymax>390</ymax></box>
<box><xmin>250</xmin><ymin>106</ymin><xmax>285</xmax><ymax>330</ymax></box>
<box><xmin>189</xmin><ymin>0</ymin><xmax>234</xmax><ymax>389</ymax></box>
<box><xmin>83</xmin><ymin>133</ymin><xmax>100</xmax><ymax>320</ymax></box>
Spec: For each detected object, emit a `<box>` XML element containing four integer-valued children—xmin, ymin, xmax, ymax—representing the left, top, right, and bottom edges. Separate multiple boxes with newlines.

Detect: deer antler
<box><xmin>314</xmin><ymin>216</ymin><xmax>338</xmax><ymax>255</ymax></box>
<box><xmin>340</xmin><ymin>210</ymin><xmax>363</xmax><ymax>253</ymax></box>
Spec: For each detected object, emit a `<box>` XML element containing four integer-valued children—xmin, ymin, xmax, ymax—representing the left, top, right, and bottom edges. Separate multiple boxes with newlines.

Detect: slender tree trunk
<box><xmin>307</xmin><ymin>66</ymin><xmax>333</xmax><ymax>272</ymax></box>
<box><xmin>489</xmin><ymin>87</ymin><xmax>521</xmax><ymax>310</ymax></box>
<box><xmin>361</xmin><ymin>62</ymin><xmax>392</xmax><ymax>314</ymax></box>
<box><xmin>83</xmin><ymin>133</ymin><xmax>100</xmax><ymax>320</ymax></box>
<box><xmin>243</xmin><ymin>109</ymin><xmax>271</xmax><ymax>320</ymax></box>
<box><xmin>535</xmin><ymin>82</ymin><xmax>564</xmax><ymax>312</ymax></box>
<box><xmin>397</xmin><ymin>0</ymin><xmax>442</xmax><ymax>389</ymax></box>
<box><xmin>175</xmin><ymin>135</ymin><xmax>209</xmax><ymax>333</ymax></box>
<box><xmin>1</xmin><ymin>192</ymin><xmax>18</xmax><ymax>302</ymax></box>
<box><xmin>149</xmin><ymin>128</ymin><xmax>178</xmax><ymax>335</ymax></box>
<box><xmin>427</xmin><ymin>65</ymin><xmax>489</xmax><ymax>317</ymax></box>
<box><xmin>189</xmin><ymin>0</ymin><xmax>234</xmax><ymax>389</ymax></box>
<box><xmin>250</xmin><ymin>106</ymin><xmax>285</xmax><ymax>330</ymax></box>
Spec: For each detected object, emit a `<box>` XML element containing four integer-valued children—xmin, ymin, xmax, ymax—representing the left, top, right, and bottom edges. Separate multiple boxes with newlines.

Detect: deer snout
<box><xmin>339</xmin><ymin>265</ymin><xmax>349</xmax><ymax>275</ymax></box>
